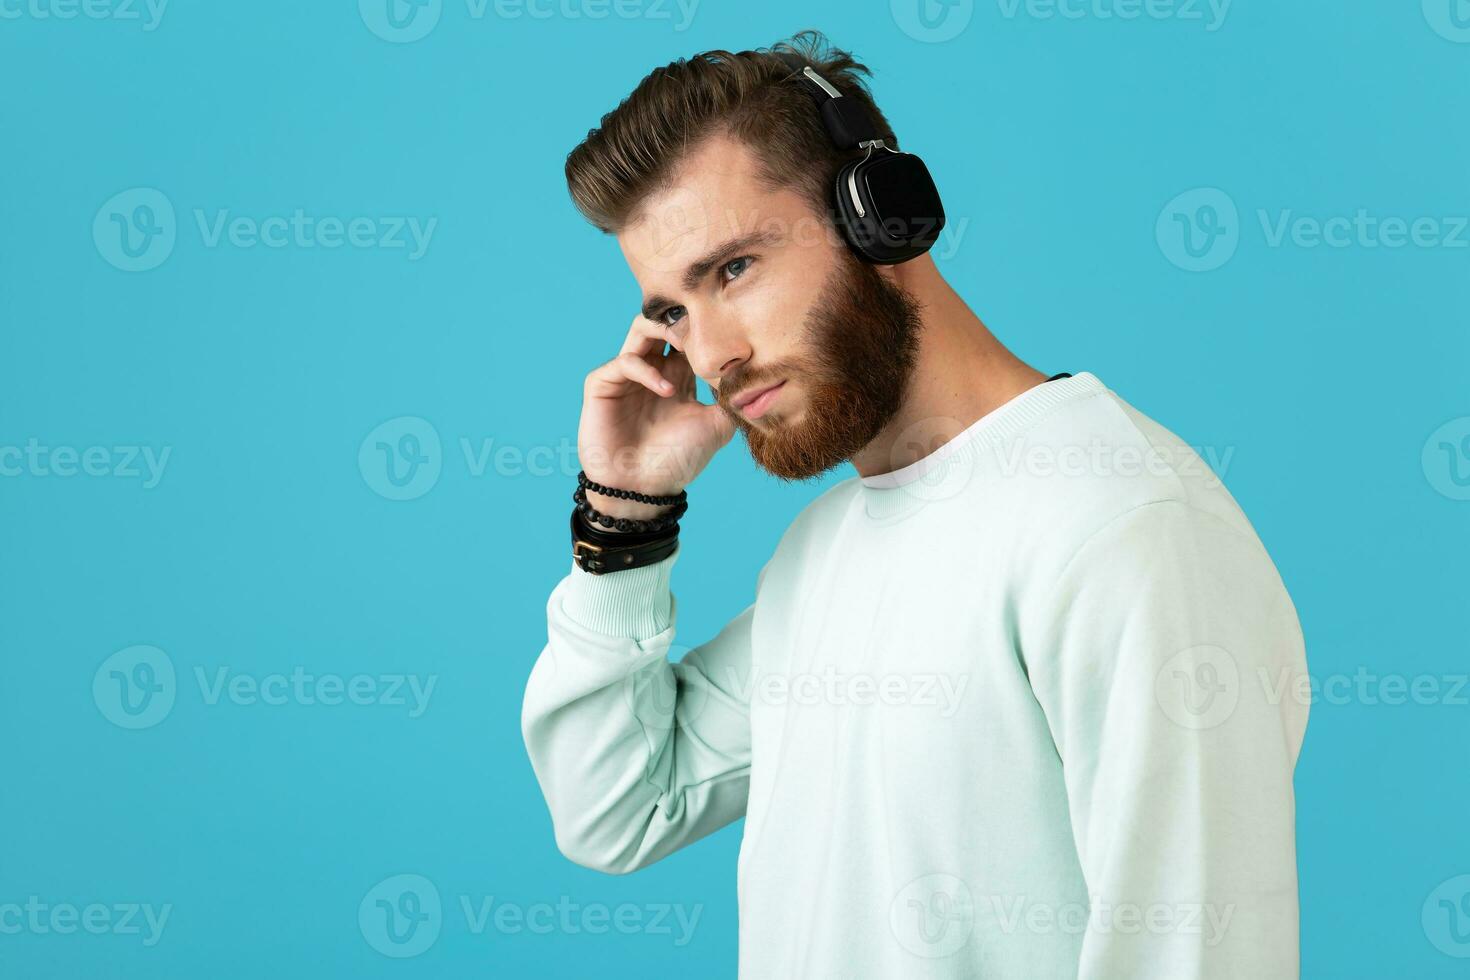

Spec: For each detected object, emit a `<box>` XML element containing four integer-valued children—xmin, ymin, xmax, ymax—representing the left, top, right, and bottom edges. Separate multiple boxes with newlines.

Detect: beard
<box><xmin>719</xmin><ymin>250</ymin><xmax>925</xmax><ymax>481</ymax></box>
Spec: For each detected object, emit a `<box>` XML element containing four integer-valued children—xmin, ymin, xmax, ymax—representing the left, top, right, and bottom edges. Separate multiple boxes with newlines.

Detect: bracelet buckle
<box><xmin>572</xmin><ymin>538</ymin><xmax>606</xmax><ymax>573</ymax></box>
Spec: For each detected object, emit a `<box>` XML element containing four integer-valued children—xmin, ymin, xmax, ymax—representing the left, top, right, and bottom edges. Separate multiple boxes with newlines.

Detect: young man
<box><xmin>522</xmin><ymin>33</ymin><xmax>1309</xmax><ymax>979</ymax></box>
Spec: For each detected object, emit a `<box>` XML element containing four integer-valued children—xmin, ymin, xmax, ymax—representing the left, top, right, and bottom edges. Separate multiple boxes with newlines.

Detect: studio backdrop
<box><xmin>2</xmin><ymin>2</ymin><xmax>1467</xmax><ymax>978</ymax></box>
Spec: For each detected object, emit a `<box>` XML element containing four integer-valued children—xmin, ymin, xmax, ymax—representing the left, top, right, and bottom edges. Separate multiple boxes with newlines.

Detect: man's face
<box><xmin>617</xmin><ymin>134</ymin><xmax>923</xmax><ymax>481</ymax></box>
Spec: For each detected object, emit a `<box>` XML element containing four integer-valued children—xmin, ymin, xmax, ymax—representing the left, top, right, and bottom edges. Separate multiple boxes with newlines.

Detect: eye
<box><xmin>661</xmin><ymin>306</ymin><xmax>687</xmax><ymax>327</ymax></box>
<box><xmin>721</xmin><ymin>256</ymin><xmax>754</xmax><ymax>282</ymax></box>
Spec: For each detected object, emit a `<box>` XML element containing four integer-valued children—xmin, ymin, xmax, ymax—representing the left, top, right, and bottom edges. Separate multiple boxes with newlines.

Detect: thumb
<box><xmin>702</xmin><ymin>400</ymin><xmax>739</xmax><ymax>445</ymax></box>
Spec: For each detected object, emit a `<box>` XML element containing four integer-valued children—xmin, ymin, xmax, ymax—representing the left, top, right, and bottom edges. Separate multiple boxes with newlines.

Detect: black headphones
<box><xmin>775</xmin><ymin>53</ymin><xmax>945</xmax><ymax>265</ymax></box>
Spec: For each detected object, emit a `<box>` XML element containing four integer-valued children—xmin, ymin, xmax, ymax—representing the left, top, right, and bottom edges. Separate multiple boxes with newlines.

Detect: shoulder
<box><xmin>1001</xmin><ymin>373</ymin><xmax>1261</xmax><ymax>559</ymax></box>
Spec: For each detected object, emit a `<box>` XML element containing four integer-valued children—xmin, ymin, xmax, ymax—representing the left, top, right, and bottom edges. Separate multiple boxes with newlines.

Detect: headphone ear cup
<box><xmin>832</xmin><ymin>157</ymin><xmax>885</xmax><ymax>263</ymax></box>
<box><xmin>832</xmin><ymin>152</ymin><xmax>946</xmax><ymax>265</ymax></box>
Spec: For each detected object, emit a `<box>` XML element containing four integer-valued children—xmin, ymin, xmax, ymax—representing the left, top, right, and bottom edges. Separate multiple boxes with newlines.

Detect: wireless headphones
<box><xmin>774</xmin><ymin>52</ymin><xmax>946</xmax><ymax>265</ymax></box>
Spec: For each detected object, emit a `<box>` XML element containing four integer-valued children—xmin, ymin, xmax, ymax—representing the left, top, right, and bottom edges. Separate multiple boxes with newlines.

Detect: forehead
<box><xmin>616</xmin><ymin>135</ymin><xmax>815</xmax><ymax>282</ymax></box>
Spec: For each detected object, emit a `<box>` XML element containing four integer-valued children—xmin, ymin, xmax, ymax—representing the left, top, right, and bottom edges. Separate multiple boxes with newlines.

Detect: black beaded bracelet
<box><xmin>572</xmin><ymin>484</ymin><xmax>688</xmax><ymax>534</ymax></box>
<box><xmin>577</xmin><ymin>470</ymin><xmax>688</xmax><ymax>508</ymax></box>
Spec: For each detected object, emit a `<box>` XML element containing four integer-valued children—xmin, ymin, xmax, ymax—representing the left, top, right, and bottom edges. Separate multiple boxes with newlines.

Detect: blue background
<box><xmin>2</xmin><ymin>1</ymin><xmax>1467</xmax><ymax>976</ymax></box>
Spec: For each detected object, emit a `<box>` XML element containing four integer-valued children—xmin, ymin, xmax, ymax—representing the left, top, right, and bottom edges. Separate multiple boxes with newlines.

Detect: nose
<box><xmin>683</xmin><ymin>309</ymin><xmax>750</xmax><ymax>387</ymax></box>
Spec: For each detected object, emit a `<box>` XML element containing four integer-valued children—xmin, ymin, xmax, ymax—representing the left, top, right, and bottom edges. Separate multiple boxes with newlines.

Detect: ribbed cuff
<box><xmin>560</xmin><ymin>543</ymin><xmax>680</xmax><ymax>641</ymax></box>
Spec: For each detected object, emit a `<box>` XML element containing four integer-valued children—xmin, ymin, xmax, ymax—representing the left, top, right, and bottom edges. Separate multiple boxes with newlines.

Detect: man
<box><xmin>522</xmin><ymin>32</ymin><xmax>1309</xmax><ymax>979</ymax></box>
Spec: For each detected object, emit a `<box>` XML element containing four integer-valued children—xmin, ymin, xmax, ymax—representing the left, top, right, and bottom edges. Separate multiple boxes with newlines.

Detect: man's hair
<box><xmin>564</xmin><ymin>30</ymin><xmax>899</xmax><ymax>235</ymax></box>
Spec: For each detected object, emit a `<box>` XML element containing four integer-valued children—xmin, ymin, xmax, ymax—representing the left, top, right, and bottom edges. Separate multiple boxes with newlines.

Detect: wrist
<box><xmin>584</xmin><ymin>488</ymin><xmax>674</xmax><ymax>524</ymax></box>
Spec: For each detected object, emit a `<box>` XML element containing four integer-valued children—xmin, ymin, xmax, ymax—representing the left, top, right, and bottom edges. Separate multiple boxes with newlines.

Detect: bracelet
<box><xmin>571</xmin><ymin>509</ymin><xmax>680</xmax><ymax>575</ymax></box>
<box><xmin>572</xmin><ymin>484</ymin><xmax>688</xmax><ymax>534</ymax></box>
<box><xmin>577</xmin><ymin>470</ymin><xmax>688</xmax><ymax>508</ymax></box>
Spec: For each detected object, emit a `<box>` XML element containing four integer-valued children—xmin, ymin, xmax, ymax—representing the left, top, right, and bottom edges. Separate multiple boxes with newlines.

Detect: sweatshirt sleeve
<box><xmin>1026</xmin><ymin>499</ymin><xmax>1310</xmax><ymax>979</ymax></box>
<box><xmin>521</xmin><ymin>544</ymin><xmax>761</xmax><ymax>875</ymax></box>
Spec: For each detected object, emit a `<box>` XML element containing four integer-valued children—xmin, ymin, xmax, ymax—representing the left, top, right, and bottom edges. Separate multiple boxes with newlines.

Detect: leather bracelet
<box><xmin>571</xmin><ymin>509</ymin><xmax>679</xmax><ymax>575</ymax></box>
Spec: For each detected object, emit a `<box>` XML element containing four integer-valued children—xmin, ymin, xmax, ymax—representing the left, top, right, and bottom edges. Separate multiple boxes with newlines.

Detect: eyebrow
<box><xmin>640</xmin><ymin>229</ymin><xmax>781</xmax><ymax>322</ymax></box>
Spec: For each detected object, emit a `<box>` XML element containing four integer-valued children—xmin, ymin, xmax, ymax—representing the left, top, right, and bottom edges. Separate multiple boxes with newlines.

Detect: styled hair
<box><xmin>564</xmin><ymin>30</ymin><xmax>898</xmax><ymax>234</ymax></box>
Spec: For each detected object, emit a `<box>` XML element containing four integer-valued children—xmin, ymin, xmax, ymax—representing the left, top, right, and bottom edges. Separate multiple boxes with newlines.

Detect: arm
<box><xmin>521</xmin><ymin>545</ymin><xmax>760</xmax><ymax>874</ymax></box>
<box><xmin>1026</xmin><ymin>500</ymin><xmax>1310</xmax><ymax>979</ymax></box>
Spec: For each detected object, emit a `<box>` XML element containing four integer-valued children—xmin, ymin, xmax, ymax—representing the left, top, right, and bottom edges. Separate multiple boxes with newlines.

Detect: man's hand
<box><xmin>577</xmin><ymin>315</ymin><xmax>737</xmax><ymax>522</ymax></box>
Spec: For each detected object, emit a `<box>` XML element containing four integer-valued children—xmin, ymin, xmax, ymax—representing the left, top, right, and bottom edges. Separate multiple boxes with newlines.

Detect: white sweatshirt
<box><xmin>522</xmin><ymin>372</ymin><xmax>1309</xmax><ymax>979</ymax></box>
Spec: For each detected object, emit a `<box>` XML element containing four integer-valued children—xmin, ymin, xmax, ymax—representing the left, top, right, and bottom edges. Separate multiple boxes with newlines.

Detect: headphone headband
<box><xmin>771</xmin><ymin>50</ymin><xmax>945</xmax><ymax>264</ymax></box>
<box><xmin>773</xmin><ymin>53</ymin><xmax>881</xmax><ymax>151</ymax></box>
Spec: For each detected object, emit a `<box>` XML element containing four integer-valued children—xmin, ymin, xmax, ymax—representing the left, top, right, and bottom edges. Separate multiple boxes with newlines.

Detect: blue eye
<box><xmin>662</xmin><ymin>306</ymin><xmax>687</xmax><ymax>326</ymax></box>
<box><xmin>722</xmin><ymin>256</ymin><xmax>753</xmax><ymax>280</ymax></box>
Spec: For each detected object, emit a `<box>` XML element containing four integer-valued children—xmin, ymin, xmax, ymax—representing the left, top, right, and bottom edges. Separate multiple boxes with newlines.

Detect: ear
<box><xmin>870</xmin><ymin>261</ymin><xmax>904</xmax><ymax>286</ymax></box>
<box><xmin>885</xmin><ymin>251</ymin><xmax>938</xmax><ymax>289</ymax></box>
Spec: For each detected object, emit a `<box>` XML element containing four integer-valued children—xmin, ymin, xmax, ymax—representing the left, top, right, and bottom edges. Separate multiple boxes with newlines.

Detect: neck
<box><xmin>849</xmin><ymin>255</ymin><xmax>1048</xmax><ymax>479</ymax></box>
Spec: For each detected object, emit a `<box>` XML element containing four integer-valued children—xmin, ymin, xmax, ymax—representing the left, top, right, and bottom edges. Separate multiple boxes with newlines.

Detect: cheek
<box><xmin>738</xmin><ymin>272</ymin><xmax>814</xmax><ymax>353</ymax></box>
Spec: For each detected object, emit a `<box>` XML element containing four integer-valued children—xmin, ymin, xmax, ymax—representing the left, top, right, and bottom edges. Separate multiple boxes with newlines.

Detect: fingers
<box><xmin>586</xmin><ymin>350</ymin><xmax>675</xmax><ymax>399</ymax></box>
<box><xmin>619</xmin><ymin>314</ymin><xmax>677</xmax><ymax>358</ymax></box>
<box><xmin>660</xmin><ymin>347</ymin><xmax>698</xmax><ymax>397</ymax></box>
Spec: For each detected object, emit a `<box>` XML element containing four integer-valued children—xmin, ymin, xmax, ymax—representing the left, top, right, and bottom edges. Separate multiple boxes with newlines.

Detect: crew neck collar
<box><xmin>858</xmin><ymin>371</ymin><xmax>1104</xmax><ymax>491</ymax></box>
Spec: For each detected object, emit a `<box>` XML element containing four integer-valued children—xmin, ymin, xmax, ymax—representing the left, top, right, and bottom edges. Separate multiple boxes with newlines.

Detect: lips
<box><xmin>731</xmin><ymin>380</ymin><xmax>787</xmax><ymax>420</ymax></box>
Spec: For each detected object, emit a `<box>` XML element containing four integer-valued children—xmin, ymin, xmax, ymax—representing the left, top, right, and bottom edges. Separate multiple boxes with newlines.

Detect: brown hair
<box><xmin>564</xmin><ymin>30</ymin><xmax>899</xmax><ymax>235</ymax></box>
